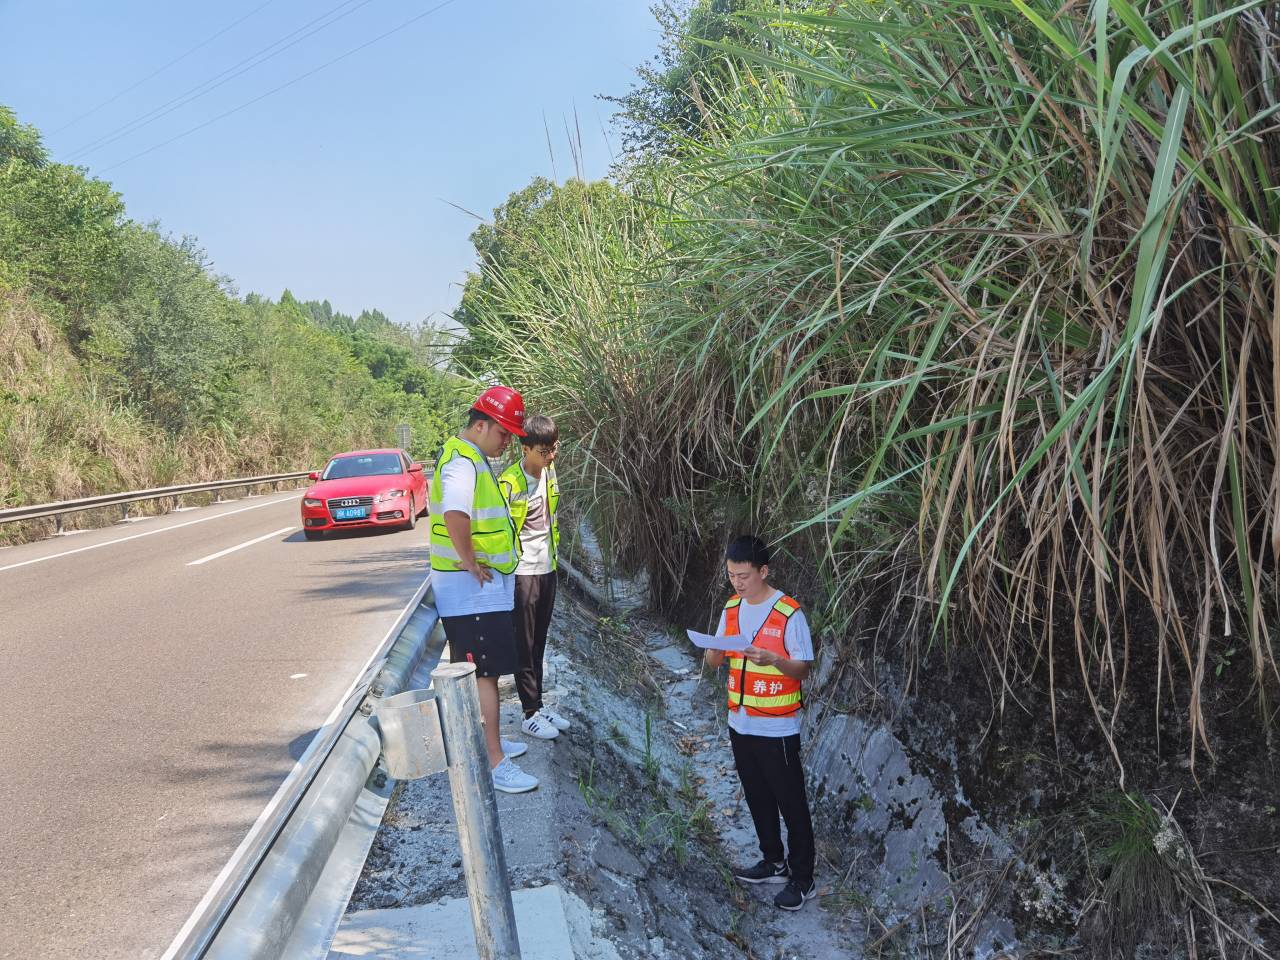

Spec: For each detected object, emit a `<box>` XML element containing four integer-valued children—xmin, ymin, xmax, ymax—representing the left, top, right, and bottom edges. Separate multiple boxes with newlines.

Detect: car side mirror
<box><xmin>308</xmin><ymin>471</ymin><xmax>320</xmax><ymax>481</ymax></box>
<box><xmin>408</xmin><ymin>463</ymin><xmax>424</xmax><ymax>474</ymax></box>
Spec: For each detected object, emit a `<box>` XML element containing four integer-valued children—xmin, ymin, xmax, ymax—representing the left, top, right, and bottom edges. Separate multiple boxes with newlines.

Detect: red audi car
<box><xmin>300</xmin><ymin>449</ymin><xmax>428</xmax><ymax>540</ymax></box>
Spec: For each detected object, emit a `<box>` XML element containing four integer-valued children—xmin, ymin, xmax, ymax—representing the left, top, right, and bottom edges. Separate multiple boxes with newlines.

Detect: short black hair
<box><xmin>726</xmin><ymin>535</ymin><xmax>770</xmax><ymax>568</ymax></box>
<box><xmin>522</xmin><ymin>415</ymin><xmax>558</xmax><ymax>448</ymax></box>
<box><xmin>467</xmin><ymin>409</ymin><xmax>494</xmax><ymax>428</ymax></box>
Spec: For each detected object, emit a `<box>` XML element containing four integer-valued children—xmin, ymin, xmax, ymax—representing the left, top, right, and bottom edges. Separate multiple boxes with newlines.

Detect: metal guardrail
<box><xmin>0</xmin><ymin>472</ymin><xmax>313</xmax><ymax>529</ymax></box>
<box><xmin>162</xmin><ymin>576</ymin><xmax>444</xmax><ymax>960</ymax></box>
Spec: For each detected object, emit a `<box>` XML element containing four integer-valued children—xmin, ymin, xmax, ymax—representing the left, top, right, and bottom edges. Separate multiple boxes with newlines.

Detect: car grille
<box><xmin>326</xmin><ymin>495</ymin><xmax>374</xmax><ymax>521</ymax></box>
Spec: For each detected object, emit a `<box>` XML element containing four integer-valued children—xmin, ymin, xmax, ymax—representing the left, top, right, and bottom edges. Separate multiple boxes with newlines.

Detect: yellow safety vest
<box><xmin>498</xmin><ymin>462</ymin><xmax>559</xmax><ymax>571</ymax></box>
<box><xmin>428</xmin><ymin>438</ymin><xmax>518</xmax><ymax>574</ymax></box>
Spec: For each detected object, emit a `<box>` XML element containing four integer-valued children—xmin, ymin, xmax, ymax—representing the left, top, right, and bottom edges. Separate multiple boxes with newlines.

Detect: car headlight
<box><xmin>303</xmin><ymin>498</ymin><xmax>323</xmax><ymax>508</ymax></box>
<box><xmin>374</xmin><ymin>489</ymin><xmax>407</xmax><ymax>503</ymax></box>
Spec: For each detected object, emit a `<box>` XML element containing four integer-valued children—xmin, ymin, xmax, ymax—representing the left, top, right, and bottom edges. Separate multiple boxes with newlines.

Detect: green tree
<box><xmin>454</xmin><ymin>177</ymin><xmax>628</xmax><ymax>376</ymax></box>
<box><xmin>1</xmin><ymin>102</ymin><xmax>460</xmax><ymax>541</ymax></box>
<box><xmin>603</xmin><ymin>0</ymin><xmax>750</xmax><ymax>159</ymax></box>
<box><xmin>0</xmin><ymin>105</ymin><xmax>46</xmax><ymax>166</ymax></box>
<box><xmin>0</xmin><ymin>159</ymin><xmax>125</xmax><ymax>328</ymax></box>
<box><xmin>87</xmin><ymin>226</ymin><xmax>241</xmax><ymax>433</ymax></box>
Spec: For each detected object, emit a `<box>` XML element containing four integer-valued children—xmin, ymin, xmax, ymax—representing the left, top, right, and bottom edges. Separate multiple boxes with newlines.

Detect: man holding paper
<box><xmin>703</xmin><ymin>535</ymin><xmax>817</xmax><ymax>911</ymax></box>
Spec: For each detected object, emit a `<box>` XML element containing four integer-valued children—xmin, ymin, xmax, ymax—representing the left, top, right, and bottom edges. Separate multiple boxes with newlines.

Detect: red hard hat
<box><xmin>472</xmin><ymin>385</ymin><xmax>527</xmax><ymax>436</ymax></box>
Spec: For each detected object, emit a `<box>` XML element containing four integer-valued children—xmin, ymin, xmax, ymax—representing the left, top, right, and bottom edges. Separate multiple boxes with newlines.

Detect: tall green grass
<box><xmin>464</xmin><ymin>0</ymin><xmax>1279</xmax><ymax>772</ymax></box>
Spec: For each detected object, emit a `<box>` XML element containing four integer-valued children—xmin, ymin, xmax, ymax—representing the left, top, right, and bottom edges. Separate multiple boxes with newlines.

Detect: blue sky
<box><xmin>0</xmin><ymin>0</ymin><xmax>660</xmax><ymax>327</ymax></box>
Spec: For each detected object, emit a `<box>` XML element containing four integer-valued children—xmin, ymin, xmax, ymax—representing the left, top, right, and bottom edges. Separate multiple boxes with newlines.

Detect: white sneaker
<box><xmin>521</xmin><ymin>714</ymin><xmax>560</xmax><ymax>740</ymax></box>
<box><xmin>537</xmin><ymin>707</ymin><xmax>571</xmax><ymax>732</ymax></box>
<box><xmin>501</xmin><ymin>739</ymin><xmax>528</xmax><ymax>759</ymax></box>
<box><xmin>491</xmin><ymin>757</ymin><xmax>538</xmax><ymax>794</ymax></box>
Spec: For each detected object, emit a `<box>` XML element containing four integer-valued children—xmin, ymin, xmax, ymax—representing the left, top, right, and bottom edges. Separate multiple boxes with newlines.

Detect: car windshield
<box><xmin>322</xmin><ymin>454</ymin><xmax>403</xmax><ymax>480</ymax></box>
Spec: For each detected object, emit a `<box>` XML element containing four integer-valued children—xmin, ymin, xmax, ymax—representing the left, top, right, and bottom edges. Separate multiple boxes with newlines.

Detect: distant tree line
<box><xmin>0</xmin><ymin>104</ymin><xmax>462</xmax><ymax>535</ymax></box>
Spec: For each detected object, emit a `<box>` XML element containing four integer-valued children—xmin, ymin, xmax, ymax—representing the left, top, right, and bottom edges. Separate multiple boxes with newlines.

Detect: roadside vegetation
<box><xmin>0</xmin><ymin>105</ymin><xmax>462</xmax><ymax>543</ymax></box>
<box><xmin>457</xmin><ymin>1</ymin><xmax>1279</xmax><ymax>953</ymax></box>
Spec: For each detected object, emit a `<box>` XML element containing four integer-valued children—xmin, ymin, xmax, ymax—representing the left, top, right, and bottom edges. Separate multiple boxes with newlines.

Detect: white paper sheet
<box><xmin>686</xmin><ymin>629</ymin><xmax>752</xmax><ymax>652</ymax></box>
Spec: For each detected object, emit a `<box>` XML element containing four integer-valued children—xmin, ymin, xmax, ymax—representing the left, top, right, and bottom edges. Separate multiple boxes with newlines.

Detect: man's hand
<box><xmin>743</xmin><ymin>644</ymin><xmax>779</xmax><ymax>667</ymax></box>
<box><xmin>444</xmin><ymin>510</ymin><xmax>490</xmax><ymax>584</ymax></box>
<box><xmin>744</xmin><ymin>645</ymin><xmax>810</xmax><ymax>681</ymax></box>
<box><xmin>460</xmin><ymin>558</ymin><xmax>493</xmax><ymax>585</ymax></box>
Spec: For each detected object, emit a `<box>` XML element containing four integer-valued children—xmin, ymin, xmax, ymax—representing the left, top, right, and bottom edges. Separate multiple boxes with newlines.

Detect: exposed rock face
<box><xmin>809</xmin><ymin>714</ymin><xmax>952</xmax><ymax>907</ymax></box>
<box><xmin>805</xmin><ymin>710</ymin><xmax>1018</xmax><ymax>958</ymax></box>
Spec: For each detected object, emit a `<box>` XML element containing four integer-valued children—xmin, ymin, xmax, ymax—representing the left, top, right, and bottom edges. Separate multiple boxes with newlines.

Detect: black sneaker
<box><xmin>774</xmin><ymin>878</ymin><xmax>816</xmax><ymax>911</ymax></box>
<box><xmin>733</xmin><ymin>859</ymin><xmax>789</xmax><ymax>884</ymax></box>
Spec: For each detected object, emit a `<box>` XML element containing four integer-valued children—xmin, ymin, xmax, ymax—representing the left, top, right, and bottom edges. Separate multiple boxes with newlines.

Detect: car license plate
<box><xmin>334</xmin><ymin>506</ymin><xmax>368</xmax><ymax>520</ymax></box>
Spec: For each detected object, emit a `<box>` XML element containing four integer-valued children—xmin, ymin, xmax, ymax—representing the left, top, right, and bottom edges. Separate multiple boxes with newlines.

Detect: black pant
<box><xmin>514</xmin><ymin>572</ymin><xmax>557</xmax><ymax>717</ymax></box>
<box><xmin>729</xmin><ymin>729</ymin><xmax>815</xmax><ymax>886</ymax></box>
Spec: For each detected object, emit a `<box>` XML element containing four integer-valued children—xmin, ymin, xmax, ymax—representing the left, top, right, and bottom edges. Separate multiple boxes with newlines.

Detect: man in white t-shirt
<box><xmin>704</xmin><ymin>535</ymin><xmax>816</xmax><ymax>911</ymax></box>
<box><xmin>498</xmin><ymin>415</ymin><xmax>569</xmax><ymax>741</ymax></box>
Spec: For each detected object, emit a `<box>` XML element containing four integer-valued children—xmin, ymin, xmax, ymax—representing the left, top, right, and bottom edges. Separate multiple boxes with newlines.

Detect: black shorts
<box><xmin>441</xmin><ymin>611</ymin><xmax>519</xmax><ymax>678</ymax></box>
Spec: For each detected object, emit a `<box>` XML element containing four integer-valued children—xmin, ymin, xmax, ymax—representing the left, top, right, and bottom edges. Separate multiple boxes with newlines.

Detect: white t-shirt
<box><xmin>430</xmin><ymin>439</ymin><xmax>515</xmax><ymax>618</ymax></box>
<box><xmin>514</xmin><ymin>469</ymin><xmax>553</xmax><ymax>576</ymax></box>
<box><xmin>715</xmin><ymin>589</ymin><xmax>814</xmax><ymax>738</ymax></box>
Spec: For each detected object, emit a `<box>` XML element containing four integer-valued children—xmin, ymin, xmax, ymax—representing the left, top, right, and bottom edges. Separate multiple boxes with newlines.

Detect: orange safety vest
<box><xmin>724</xmin><ymin>593</ymin><xmax>803</xmax><ymax>717</ymax></box>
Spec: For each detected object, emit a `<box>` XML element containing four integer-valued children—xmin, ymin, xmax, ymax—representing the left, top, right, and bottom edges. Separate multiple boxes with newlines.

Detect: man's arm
<box><xmin>439</xmin><ymin>454</ymin><xmax>490</xmax><ymax>585</ymax></box>
<box><xmin>444</xmin><ymin>510</ymin><xmax>491</xmax><ymax>584</ymax></box>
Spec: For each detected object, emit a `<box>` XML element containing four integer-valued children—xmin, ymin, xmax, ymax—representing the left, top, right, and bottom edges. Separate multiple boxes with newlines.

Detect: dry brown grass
<box><xmin>0</xmin><ymin>290</ymin><xmax>375</xmax><ymax>543</ymax></box>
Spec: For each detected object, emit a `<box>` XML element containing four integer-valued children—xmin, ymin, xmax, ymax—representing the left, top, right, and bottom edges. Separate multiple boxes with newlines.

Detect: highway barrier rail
<box><xmin>163</xmin><ymin>575</ymin><xmax>448</xmax><ymax>960</ymax></box>
<box><xmin>0</xmin><ymin>472</ymin><xmax>313</xmax><ymax>530</ymax></box>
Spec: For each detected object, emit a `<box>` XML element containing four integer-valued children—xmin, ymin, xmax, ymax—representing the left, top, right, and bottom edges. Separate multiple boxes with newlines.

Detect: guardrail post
<box><xmin>431</xmin><ymin>663</ymin><xmax>522</xmax><ymax>960</ymax></box>
<box><xmin>121</xmin><ymin>503</ymin><xmax>130</xmax><ymax>521</ymax></box>
<box><xmin>54</xmin><ymin>514</ymin><xmax>63</xmax><ymax>535</ymax></box>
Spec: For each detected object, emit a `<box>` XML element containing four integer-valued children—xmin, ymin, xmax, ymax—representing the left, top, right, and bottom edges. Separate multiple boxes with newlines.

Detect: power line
<box><xmin>99</xmin><ymin>0</ymin><xmax>462</xmax><ymax>174</ymax></box>
<box><xmin>50</xmin><ymin>0</ymin><xmax>281</xmax><ymax>135</ymax></box>
<box><xmin>67</xmin><ymin>0</ymin><xmax>372</xmax><ymax>160</ymax></box>
<box><xmin>67</xmin><ymin>0</ymin><xmax>378</xmax><ymax>161</ymax></box>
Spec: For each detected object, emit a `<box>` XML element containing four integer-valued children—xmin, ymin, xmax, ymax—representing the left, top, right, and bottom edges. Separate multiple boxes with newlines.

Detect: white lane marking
<box><xmin>290</xmin><ymin>673</ymin><xmax>307</xmax><ymax>680</ymax></box>
<box><xmin>186</xmin><ymin>526</ymin><xmax>295</xmax><ymax>566</ymax></box>
<box><xmin>159</xmin><ymin>574</ymin><xmax>431</xmax><ymax>960</ymax></box>
<box><xmin>0</xmin><ymin>494</ymin><xmax>299</xmax><ymax>574</ymax></box>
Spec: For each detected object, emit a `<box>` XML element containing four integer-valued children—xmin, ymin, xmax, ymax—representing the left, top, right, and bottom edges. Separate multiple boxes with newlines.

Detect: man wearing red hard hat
<box><xmin>428</xmin><ymin>385</ymin><xmax>539</xmax><ymax>793</ymax></box>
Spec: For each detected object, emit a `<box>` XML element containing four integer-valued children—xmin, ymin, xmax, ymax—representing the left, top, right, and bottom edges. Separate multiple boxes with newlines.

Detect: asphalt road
<box><xmin>0</xmin><ymin>492</ymin><xmax>429</xmax><ymax>960</ymax></box>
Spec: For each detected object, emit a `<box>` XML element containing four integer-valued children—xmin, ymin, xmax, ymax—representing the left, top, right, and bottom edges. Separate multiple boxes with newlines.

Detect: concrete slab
<box><xmin>329</xmin><ymin>884</ymin><xmax>574</xmax><ymax>959</ymax></box>
<box><xmin>646</xmin><ymin>642</ymin><xmax>695</xmax><ymax>674</ymax></box>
